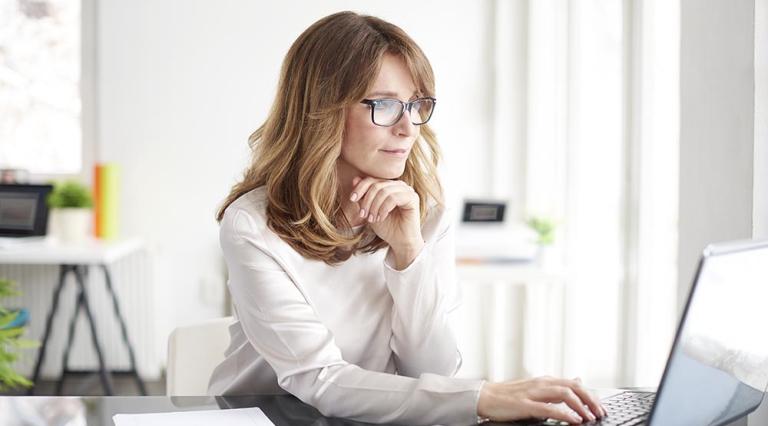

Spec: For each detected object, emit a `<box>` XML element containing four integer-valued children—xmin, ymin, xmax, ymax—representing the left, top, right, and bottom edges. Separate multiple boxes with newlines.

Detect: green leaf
<box><xmin>0</xmin><ymin>311</ymin><xmax>20</xmax><ymax>329</ymax></box>
<box><xmin>47</xmin><ymin>180</ymin><xmax>94</xmax><ymax>208</ymax></box>
<box><xmin>0</xmin><ymin>279</ymin><xmax>20</xmax><ymax>298</ymax></box>
<box><xmin>13</xmin><ymin>339</ymin><xmax>40</xmax><ymax>349</ymax></box>
<box><xmin>0</xmin><ymin>327</ymin><xmax>24</xmax><ymax>339</ymax></box>
<box><xmin>0</xmin><ymin>350</ymin><xmax>15</xmax><ymax>363</ymax></box>
<box><xmin>0</xmin><ymin>277</ymin><xmax>37</xmax><ymax>391</ymax></box>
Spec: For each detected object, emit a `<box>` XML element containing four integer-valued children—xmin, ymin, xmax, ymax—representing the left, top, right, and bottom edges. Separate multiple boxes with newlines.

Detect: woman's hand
<box><xmin>477</xmin><ymin>376</ymin><xmax>607</xmax><ymax>424</ymax></box>
<box><xmin>349</xmin><ymin>176</ymin><xmax>423</xmax><ymax>268</ymax></box>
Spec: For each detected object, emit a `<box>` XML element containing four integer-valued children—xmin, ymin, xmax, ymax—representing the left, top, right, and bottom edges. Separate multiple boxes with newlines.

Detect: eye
<box><xmin>373</xmin><ymin>99</ymin><xmax>399</xmax><ymax>108</ymax></box>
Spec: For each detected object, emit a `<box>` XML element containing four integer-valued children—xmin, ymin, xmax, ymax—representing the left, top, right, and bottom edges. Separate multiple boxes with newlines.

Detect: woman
<box><xmin>209</xmin><ymin>11</ymin><xmax>605</xmax><ymax>425</ymax></box>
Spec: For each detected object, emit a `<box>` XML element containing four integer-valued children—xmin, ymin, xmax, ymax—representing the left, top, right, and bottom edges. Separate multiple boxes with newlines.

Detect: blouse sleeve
<box><xmin>383</xmin><ymin>206</ymin><xmax>465</xmax><ymax>378</ymax></box>
<box><xmin>220</xmin><ymin>207</ymin><xmax>484</xmax><ymax>426</ymax></box>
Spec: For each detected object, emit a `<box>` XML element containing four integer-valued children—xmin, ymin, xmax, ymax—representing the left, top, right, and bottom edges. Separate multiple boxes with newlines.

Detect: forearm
<box><xmin>284</xmin><ymin>363</ymin><xmax>484</xmax><ymax>426</ymax></box>
<box><xmin>385</xmin><ymin>240</ymin><xmax>463</xmax><ymax>377</ymax></box>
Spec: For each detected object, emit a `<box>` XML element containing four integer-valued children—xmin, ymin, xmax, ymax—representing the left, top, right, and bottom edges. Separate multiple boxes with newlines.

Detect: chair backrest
<box><xmin>166</xmin><ymin>316</ymin><xmax>235</xmax><ymax>396</ymax></box>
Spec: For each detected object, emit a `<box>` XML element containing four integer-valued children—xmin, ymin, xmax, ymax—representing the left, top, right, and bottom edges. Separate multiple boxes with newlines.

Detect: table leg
<box><xmin>55</xmin><ymin>289</ymin><xmax>84</xmax><ymax>396</ymax></box>
<box><xmin>100</xmin><ymin>264</ymin><xmax>147</xmax><ymax>395</ymax></box>
<box><xmin>73</xmin><ymin>265</ymin><xmax>114</xmax><ymax>395</ymax></box>
<box><xmin>27</xmin><ymin>265</ymin><xmax>69</xmax><ymax>395</ymax></box>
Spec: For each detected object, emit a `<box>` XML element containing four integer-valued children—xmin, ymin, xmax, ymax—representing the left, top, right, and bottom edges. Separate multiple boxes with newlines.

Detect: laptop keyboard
<box><xmin>536</xmin><ymin>391</ymin><xmax>655</xmax><ymax>426</ymax></box>
<box><xmin>596</xmin><ymin>391</ymin><xmax>654</xmax><ymax>425</ymax></box>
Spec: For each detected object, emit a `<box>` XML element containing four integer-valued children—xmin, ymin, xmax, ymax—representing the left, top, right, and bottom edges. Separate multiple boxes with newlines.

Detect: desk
<box><xmin>0</xmin><ymin>390</ymin><xmax>753</xmax><ymax>425</ymax></box>
<box><xmin>0</xmin><ymin>237</ymin><xmax>147</xmax><ymax>396</ymax></box>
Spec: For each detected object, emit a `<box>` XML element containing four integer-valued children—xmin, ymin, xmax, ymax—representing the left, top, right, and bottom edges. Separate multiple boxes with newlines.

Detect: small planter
<box><xmin>53</xmin><ymin>208</ymin><xmax>92</xmax><ymax>243</ymax></box>
<box><xmin>536</xmin><ymin>244</ymin><xmax>553</xmax><ymax>268</ymax></box>
<box><xmin>46</xmin><ymin>180</ymin><xmax>94</xmax><ymax>243</ymax></box>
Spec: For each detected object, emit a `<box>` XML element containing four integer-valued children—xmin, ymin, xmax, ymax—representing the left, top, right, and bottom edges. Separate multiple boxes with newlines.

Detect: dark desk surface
<box><xmin>0</xmin><ymin>389</ymin><xmax>753</xmax><ymax>426</ymax></box>
<box><xmin>1</xmin><ymin>395</ymin><xmax>382</xmax><ymax>426</ymax></box>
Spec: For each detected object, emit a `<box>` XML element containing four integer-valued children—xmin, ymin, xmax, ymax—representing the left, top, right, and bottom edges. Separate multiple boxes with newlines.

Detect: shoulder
<box><xmin>219</xmin><ymin>186</ymin><xmax>270</xmax><ymax>245</ymax></box>
<box><xmin>217</xmin><ymin>187</ymin><xmax>293</xmax><ymax>270</ymax></box>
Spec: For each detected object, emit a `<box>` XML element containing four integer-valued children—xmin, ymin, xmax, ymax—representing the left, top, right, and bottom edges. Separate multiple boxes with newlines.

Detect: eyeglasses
<box><xmin>360</xmin><ymin>97</ymin><xmax>436</xmax><ymax>127</ymax></box>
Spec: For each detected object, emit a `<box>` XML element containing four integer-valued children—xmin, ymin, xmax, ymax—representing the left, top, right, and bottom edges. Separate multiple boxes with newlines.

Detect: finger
<box><xmin>370</xmin><ymin>185</ymin><xmax>412</xmax><ymax>222</ymax></box>
<box><xmin>377</xmin><ymin>197</ymin><xmax>399</xmax><ymax>222</ymax></box>
<box><xmin>350</xmin><ymin>176</ymin><xmax>379</xmax><ymax>204</ymax></box>
<box><xmin>351</xmin><ymin>177</ymin><xmax>383</xmax><ymax>216</ymax></box>
<box><xmin>543</xmin><ymin>386</ymin><xmax>595</xmax><ymax>423</ymax></box>
<box><xmin>528</xmin><ymin>401</ymin><xmax>583</xmax><ymax>425</ymax></box>
<box><xmin>368</xmin><ymin>186</ymin><xmax>396</xmax><ymax>222</ymax></box>
<box><xmin>360</xmin><ymin>181</ymin><xmax>396</xmax><ymax>222</ymax></box>
<box><xmin>562</xmin><ymin>379</ymin><xmax>604</xmax><ymax>418</ymax></box>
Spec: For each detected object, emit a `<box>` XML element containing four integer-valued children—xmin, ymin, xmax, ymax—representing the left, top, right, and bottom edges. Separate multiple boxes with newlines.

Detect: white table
<box><xmin>0</xmin><ymin>236</ymin><xmax>148</xmax><ymax>396</ymax></box>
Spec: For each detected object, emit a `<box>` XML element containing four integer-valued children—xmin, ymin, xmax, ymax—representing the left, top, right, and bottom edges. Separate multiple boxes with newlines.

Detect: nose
<box><xmin>392</xmin><ymin>108</ymin><xmax>417</xmax><ymax>137</ymax></box>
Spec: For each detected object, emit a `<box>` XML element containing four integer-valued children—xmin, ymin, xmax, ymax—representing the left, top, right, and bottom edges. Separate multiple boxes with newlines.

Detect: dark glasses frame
<box><xmin>359</xmin><ymin>97</ymin><xmax>437</xmax><ymax>127</ymax></box>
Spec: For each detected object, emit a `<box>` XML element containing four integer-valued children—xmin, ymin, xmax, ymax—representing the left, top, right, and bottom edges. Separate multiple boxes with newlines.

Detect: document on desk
<box><xmin>113</xmin><ymin>407</ymin><xmax>274</xmax><ymax>426</ymax></box>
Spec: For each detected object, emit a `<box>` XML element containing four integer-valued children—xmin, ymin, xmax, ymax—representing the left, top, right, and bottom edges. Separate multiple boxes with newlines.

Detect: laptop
<box><xmin>0</xmin><ymin>184</ymin><xmax>53</xmax><ymax>239</ymax></box>
<box><xmin>531</xmin><ymin>239</ymin><xmax>768</xmax><ymax>426</ymax></box>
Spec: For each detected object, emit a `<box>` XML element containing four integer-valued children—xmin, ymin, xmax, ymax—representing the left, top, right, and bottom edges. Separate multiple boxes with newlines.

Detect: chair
<box><xmin>166</xmin><ymin>316</ymin><xmax>235</xmax><ymax>395</ymax></box>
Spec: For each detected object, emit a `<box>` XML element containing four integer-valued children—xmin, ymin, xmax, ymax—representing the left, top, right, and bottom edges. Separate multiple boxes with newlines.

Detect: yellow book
<box><xmin>100</xmin><ymin>163</ymin><xmax>120</xmax><ymax>239</ymax></box>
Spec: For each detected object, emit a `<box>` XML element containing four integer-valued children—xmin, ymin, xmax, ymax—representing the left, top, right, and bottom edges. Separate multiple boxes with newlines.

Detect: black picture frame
<box><xmin>0</xmin><ymin>184</ymin><xmax>54</xmax><ymax>237</ymax></box>
<box><xmin>461</xmin><ymin>200</ymin><xmax>506</xmax><ymax>223</ymax></box>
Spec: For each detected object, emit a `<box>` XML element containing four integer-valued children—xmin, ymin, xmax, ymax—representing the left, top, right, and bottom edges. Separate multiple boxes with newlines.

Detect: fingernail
<box><xmin>572</xmin><ymin>414</ymin><xmax>582</xmax><ymax>424</ymax></box>
<box><xmin>368</xmin><ymin>214</ymin><xmax>374</xmax><ymax>222</ymax></box>
<box><xmin>588</xmin><ymin>412</ymin><xmax>595</xmax><ymax>421</ymax></box>
<box><xmin>376</xmin><ymin>215</ymin><xmax>381</xmax><ymax>222</ymax></box>
<box><xmin>350</xmin><ymin>192</ymin><xmax>358</xmax><ymax>202</ymax></box>
<box><xmin>359</xmin><ymin>209</ymin><xmax>366</xmax><ymax>218</ymax></box>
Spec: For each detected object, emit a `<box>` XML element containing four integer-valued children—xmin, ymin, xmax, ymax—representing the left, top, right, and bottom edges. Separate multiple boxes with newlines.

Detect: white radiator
<box><xmin>0</xmin><ymin>249</ymin><xmax>161</xmax><ymax>381</ymax></box>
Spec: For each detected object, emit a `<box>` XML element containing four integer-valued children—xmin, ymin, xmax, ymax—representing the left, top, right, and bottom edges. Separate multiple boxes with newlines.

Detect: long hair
<box><xmin>216</xmin><ymin>11</ymin><xmax>443</xmax><ymax>265</ymax></box>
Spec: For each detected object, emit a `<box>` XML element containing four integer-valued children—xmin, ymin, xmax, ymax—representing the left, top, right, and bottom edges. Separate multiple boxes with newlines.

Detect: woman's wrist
<box><xmin>476</xmin><ymin>382</ymin><xmax>497</xmax><ymax>420</ymax></box>
<box><xmin>389</xmin><ymin>239</ymin><xmax>425</xmax><ymax>270</ymax></box>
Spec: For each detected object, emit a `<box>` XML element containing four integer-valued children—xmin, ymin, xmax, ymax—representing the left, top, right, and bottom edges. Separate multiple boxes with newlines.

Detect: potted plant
<box><xmin>0</xmin><ymin>278</ymin><xmax>35</xmax><ymax>391</ymax></box>
<box><xmin>47</xmin><ymin>180</ymin><xmax>94</xmax><ymax>243</ymax></box>
<box><xmin>526</xmin><ymin>215</ymin><xmax>559</xmax><ymax>268</ymax></box>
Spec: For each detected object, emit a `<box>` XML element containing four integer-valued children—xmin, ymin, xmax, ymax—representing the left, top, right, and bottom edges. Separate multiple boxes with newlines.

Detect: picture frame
<box><xmin>0</xmin><ymin>184</ymin><xmax>54</xmax><ymax>237</ymax></box>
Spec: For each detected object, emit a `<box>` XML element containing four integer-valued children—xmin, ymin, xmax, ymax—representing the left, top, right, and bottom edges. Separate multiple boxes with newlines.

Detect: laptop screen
<box><xmin>650</xmin><ymin>241</ymin><xmax>768</xmax><ymax>425</ymax></box>
<box><xmin>0</xmin><ymin>184</ymin><xmax>53</xmax><ymax>237</ymax></box>
<box><xmin>0</xmin><ymin>191</ymin><xmax>40</xmax><ymax>231</ymax></box>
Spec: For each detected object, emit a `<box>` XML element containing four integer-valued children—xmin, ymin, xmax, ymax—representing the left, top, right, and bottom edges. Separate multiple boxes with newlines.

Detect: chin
<box><xmin>369</xmin><ymin>166</ymin><xmax>405</xmax><ymax>180</ymax></box>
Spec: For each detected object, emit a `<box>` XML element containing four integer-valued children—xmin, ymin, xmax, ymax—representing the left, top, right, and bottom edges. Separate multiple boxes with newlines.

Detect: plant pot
<box><xmin>536</xmin><ymin>244</ymin><xmax>559</xmax><ymax>270</ymax></box>
<box><xmin>52</xmin><ymin>208</ymin><xmax>92</xmax><ymax>243</ymax></box>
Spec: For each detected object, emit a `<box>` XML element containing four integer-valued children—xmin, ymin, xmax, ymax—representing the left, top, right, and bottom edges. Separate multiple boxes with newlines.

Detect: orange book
<box><xmin>94</xmin><ymin>164</ymin><xmax>103</xmax><ymax>237</ymax></box>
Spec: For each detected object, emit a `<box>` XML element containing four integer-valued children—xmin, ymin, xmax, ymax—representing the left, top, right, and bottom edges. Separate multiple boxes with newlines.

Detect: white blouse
<box><xmin>207</xmin><ymin>187</ymin><xmax>485</xmax><ymax>425</ymax></box>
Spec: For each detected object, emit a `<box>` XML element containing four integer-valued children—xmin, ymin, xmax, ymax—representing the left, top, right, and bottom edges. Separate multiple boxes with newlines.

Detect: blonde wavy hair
<box><xmin>216</xmin><ymin>11</ymin><xmax>443</xmax><ymax>265</ymax></box>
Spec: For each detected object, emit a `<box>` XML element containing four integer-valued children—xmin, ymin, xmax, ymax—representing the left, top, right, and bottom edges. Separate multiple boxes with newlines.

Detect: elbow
<box><xmin>276</xmin><ymin>367</ymin><xmax>346</xmax><ymax>418</ymax></box>
<box><xmin>395</xmin><ymin>346</ymin><xmax>462</xmax><ymax>378</ymax></box>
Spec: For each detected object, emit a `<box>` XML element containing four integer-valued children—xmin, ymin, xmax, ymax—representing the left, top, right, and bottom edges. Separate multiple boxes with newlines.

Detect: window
<box><xmin>0</xmin><ymin>0</ymin><xmax>82</xmax><ymax>174</ymax></box>
<box><xmin>524</xmin><ymin>0</ymin><xmax>679</xmax><ymax>387</ymax></box>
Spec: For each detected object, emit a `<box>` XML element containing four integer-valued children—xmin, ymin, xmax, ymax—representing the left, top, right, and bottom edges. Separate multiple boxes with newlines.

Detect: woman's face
<box><xmin>340</xmin><ymin>54</ymin><xmax>420</xmax><ymax>180</ymax></box>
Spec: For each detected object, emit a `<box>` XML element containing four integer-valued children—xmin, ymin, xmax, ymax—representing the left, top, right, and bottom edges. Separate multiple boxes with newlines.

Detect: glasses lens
<box><xmin>411</xmin><ymin>98</ymin><xmax>435</xmax><ymax>125</ymax></box>
<box><xmin>373</xmin><ymin>100</ymin><xmax>402</xmax><ymax>126</ymax></box>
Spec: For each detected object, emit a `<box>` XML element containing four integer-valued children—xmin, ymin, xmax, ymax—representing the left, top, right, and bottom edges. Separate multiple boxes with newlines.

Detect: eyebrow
<box><xmin>366</xmin><ymin>90</ymin><xmax>420</xmax><ymax>99</ymax></box>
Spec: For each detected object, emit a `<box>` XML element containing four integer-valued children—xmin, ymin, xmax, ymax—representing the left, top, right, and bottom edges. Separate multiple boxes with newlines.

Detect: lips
<box><xmin>379</xmin><ymin>148</ymin><xmax>409</xmax><ymax>158</ymax></box>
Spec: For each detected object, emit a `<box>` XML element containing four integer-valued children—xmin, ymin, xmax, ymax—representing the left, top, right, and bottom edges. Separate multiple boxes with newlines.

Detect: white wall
<box><xmin>750</xmin><ymin>0</ymin><xmax>768</xmax><ymax>423</ymax></box>
<box><xmin>680</xmin><ymin>1</ymin><xmax>768</xmax><ymax>424</ymax></box>
<box><xmin>756</xmin><ymin>0</ymin><xmax>768</xmax><ymax>241</ymax></box>
<box><xmin>678</xmin><ymin>0</ymin><xmax>754</xmax><ymax>309</ymax></box>
<box><xmin>95</xmin><ymin>0</ymin><xmax>496</xmax><ymax>376</ymax></box>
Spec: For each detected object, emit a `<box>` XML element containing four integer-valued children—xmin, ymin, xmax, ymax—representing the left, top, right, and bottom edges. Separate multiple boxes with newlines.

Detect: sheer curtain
<box><xmin>492</xmin><ymin>0</ymin><xmax>679</xmax><ymax>387</ymax></box>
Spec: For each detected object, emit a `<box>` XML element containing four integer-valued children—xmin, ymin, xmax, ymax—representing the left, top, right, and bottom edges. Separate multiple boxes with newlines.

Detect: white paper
<box><xmin>112</xmin><ymin>407</ymin><xmax>274</xmax><ymax>426</ymax></box>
